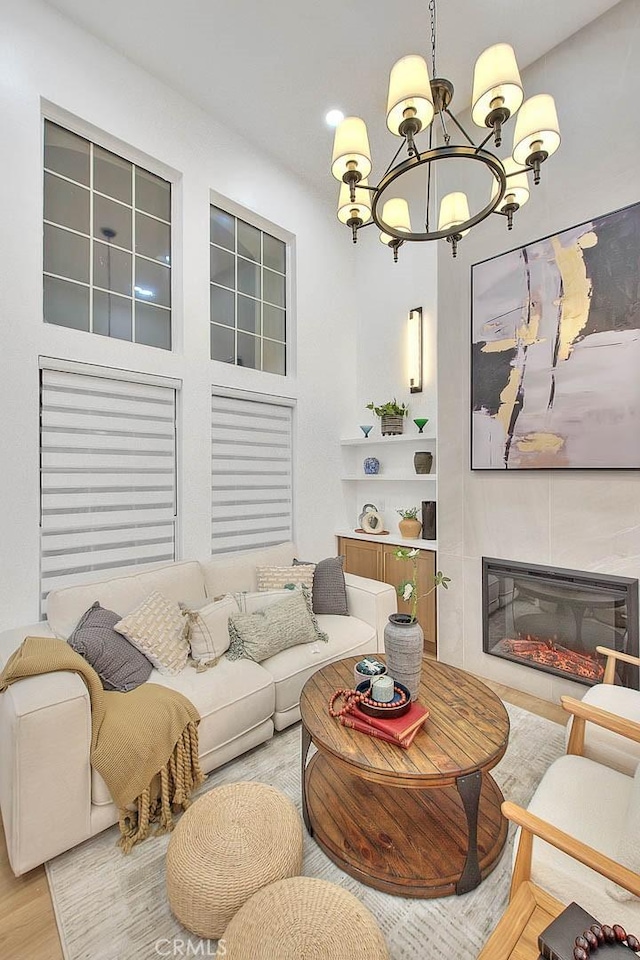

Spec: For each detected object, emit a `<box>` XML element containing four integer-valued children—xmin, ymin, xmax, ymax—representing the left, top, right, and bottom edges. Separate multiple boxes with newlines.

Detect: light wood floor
<box><xmin>0</xmin><ymin>680</ymin><xmax>567</xmax><ymax>960</ymax></box>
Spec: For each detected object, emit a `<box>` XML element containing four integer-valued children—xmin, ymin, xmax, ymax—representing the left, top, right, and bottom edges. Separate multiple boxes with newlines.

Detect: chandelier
<box><xmin>331</xmin><ymin>0</ymin><xmax>560</xmax><ymax>260</ymax></box>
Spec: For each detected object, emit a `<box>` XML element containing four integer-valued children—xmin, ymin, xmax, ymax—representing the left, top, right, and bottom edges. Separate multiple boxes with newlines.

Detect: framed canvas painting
<box><xmin>471</xmin><ymin>201</ymin><xmax>640</xmax><ymax>469</ymax></box>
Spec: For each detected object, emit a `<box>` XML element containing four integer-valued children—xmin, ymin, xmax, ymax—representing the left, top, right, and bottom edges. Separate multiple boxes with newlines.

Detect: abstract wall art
<box><xmin>471</xmin><ymin>201</ymin><xmax>640</xmax><ymax>469</ymax></box>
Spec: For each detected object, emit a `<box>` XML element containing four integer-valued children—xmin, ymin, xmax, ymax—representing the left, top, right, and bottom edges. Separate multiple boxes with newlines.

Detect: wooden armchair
<box><xmin>568</xmin><ymin>646</ymin><xmax>640</xmax><ymax>776</ymax></box>
<box><xmin>479</xmin><ymin>695</ymin><xmax>640</xmax><ymax>959</ymax></box>
<box><xmin>478</xmin><ymin>802</ymin><xmax>640</xmax><ymax>959</ymax></box>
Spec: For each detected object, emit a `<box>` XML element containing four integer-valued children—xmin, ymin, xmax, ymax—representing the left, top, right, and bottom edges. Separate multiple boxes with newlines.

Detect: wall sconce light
<box><xmin>408</xmin><ymin>306</ymin><xmax>423</xmax><ymax>393</ymax></box>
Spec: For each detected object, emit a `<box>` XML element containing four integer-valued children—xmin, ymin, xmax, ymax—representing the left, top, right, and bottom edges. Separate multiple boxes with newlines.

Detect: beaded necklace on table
<box><xmin>328</xmin><ymin>686</ymin><xmax>408</xmax><ymax>718</ymax></box>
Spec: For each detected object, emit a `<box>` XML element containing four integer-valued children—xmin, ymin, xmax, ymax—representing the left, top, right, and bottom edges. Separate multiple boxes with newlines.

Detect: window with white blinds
<box><xmin>40</xmin><ymin>367</ymin><xmax>177</xmax><ymax>612</ymax></box>
<box><xmin>211</xmin><ymin>393</ymin><xmax>293</xmax><ymax>555</ymax></box>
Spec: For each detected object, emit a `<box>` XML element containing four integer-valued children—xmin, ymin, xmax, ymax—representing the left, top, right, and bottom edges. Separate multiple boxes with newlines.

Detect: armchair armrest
<box><xmin>503</xmin><ymin>800</ymin><xmax>640</xmax><ymax>900</ymax></box>
<box><xmin>344</xmin><ymin>573</ymin><xmax>397</xmax><ymax>654</ymax></box>
<box><xmin>562</xmin><ymin>695</ymin><xmax>640</xmax><ymax>756</ymax></box>
<box><xmin>596</xmin><ymin>646</ymin><xmax>640</xmax><ymax>684</ymax></box>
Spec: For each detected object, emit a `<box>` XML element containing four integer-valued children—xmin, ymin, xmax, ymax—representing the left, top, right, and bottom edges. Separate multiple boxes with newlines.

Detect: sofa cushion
<box><xmin>526</xmin><ymin>754</ymin><xmax>638</xmax><ymax>928</ymax></box>
<box><xmin>227</xmin><ymin>590</ymin><xmax>327</xmax><ymax>663</ymax></box>
<box><xmin>91</xmin><ymin>659</ymin><xmax>274</xmax><ymax>805</ymax></box>
<box><xmin>201</xmin><ymin>542</ymin><xmax>295</xmax><ymax>598</ymax></box>
<box><xmin>236</xmin><ymin>590</ymin><xmax>294</xmax><ymax>614</ymax></box>
<box><xmin>294</xmin><ymin>556</ymin><xmax>348</xmax><ymax>615</ymax></box>
<box><xmin>569</xmin><ymin>684</ymin><xmax>640</xmax><ymax>777</ymax></box>
<box><xmin>68</xmin><ymin>602</ymin><xmax>152</xmax><ymax>691</ymax></box>
<box><xmin>260</xmin><ymin>614</ymin><xmax>377</xmax><ymax>716</ymax></box>
<box><xmin>183</xmin><ymin>595</ymin><xmax>237</xmax><ymax>664</ymax></box>
<box><xmin>46</xmin><ymin>561</ymin><xmax>206</xmax><ymax>640</ymax></box>
<box><xmin>608</xmin><ymin>761</ymin><xmax>640</xmax><ymax>901</ymax></box>
<box><xmin>114</xmin><ymin>592</ymin><xmax>189</xmax><ymax>676</ymax></box>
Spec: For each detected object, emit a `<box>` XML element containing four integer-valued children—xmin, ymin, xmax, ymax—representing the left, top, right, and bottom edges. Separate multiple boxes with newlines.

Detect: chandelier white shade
<box><xmin>379</xmin><ymin>197</ymin><xmax>412</xmax><ymax>246</ymax></box>
<box><xmin>386</xmin><ymin>55</ymin><xmax>434</xmax><ymax>136</ymax></box>
<box><xmin>331</xmin><ymin>116</ymin><xmax>372</xmax><ymax>181</ymax></box>
<box><xmin>512</xmin><ymin>94</ymin><xmax>561</xmax><ymax>167</ymax></box>
<box><xmin>491</xmin><ymin>158</ymin><xmax>530</xmax><ymax>210</ymax></box>
<box><xmin>337</xmin><ymin>179</ymin><xmax>372</xmax><ymax>225</ymax></box>
<box><xmin>438</xmin><ymin>192</ymin><xmax>471</xmax><ymax>235</ymax></box>
<box><xmin>471</xmin><ymin>44</ymin><xmax>524</xmax><ymax>129</ymax></box>
<box><xmin>330</xmin><ymin>0</ymin><xmax>560</xmax><ymax>260</ymax></box>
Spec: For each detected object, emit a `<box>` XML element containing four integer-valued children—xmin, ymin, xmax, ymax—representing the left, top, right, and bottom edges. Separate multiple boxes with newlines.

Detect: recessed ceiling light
<box><xmin>325</xmin><ymin>109</ymin><xmax>344</xmax><ymax>128</ymax></box>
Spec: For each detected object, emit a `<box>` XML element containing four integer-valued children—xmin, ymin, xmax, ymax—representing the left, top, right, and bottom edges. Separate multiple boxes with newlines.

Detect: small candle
<box><xmin>372</xmin><ymin>675</ymin><xmax>394</xmax><ymax>703</ymax></box>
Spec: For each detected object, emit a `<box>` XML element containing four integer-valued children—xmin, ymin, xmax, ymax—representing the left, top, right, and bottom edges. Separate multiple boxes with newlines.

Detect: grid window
<box><xmin>43</xmin><ymin>120</ymin><xmax>172</xmax><ymax>349</ymax></box>
<box><xmin>210</xmin><ymin>205</ymin><xmax>287</xmax><ymax>375</ymax></box>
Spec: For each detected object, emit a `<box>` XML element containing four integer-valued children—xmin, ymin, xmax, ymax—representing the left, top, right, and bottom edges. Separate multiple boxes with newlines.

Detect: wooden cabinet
<box><xmin>338</xmin><ymin>537</ymin><xmax>437</xmax><ymax>656</ymax></box>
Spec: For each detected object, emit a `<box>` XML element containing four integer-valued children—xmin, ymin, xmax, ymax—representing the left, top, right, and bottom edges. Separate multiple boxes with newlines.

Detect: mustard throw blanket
<box><xmin>0</xmin><ymin>636</ymin><xmax>205</xmax><ymax>851</ymax></box>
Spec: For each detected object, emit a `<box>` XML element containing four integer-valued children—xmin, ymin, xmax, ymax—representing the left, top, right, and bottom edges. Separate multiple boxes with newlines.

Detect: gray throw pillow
<box><xmin>69</xmin><ymin>602</ymin><xmax>153</xmax><ymax>692</ymax></box>
<box><xmin>294</xmin><ymin>556</ymin><xmax>348</xmax><ymax>615</ymax></box>
<box><xmin>226</xmin><ymin>587</ymin><xmax>328</xmax><ymax>663</ymax></box>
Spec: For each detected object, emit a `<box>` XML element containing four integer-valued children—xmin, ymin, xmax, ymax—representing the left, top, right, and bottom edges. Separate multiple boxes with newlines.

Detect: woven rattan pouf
<box><xmin>216</xmin><ymin>876</ymin><xmax>390</xmax><ymax>959</ymax></box>
<box><xmin>165</xmin><ymin>781</ymin><xmax>303</xmax><ymax>939</ymax></box>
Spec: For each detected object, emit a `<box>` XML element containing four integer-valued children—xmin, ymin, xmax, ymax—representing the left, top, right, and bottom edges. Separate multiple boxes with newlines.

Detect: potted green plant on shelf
<box><xmin>365</xmin><ymin>398</ymin><xmax>408</xmax><ymax>435</ymax></box>
<box><xmin>384</xmin><ymin>547</ymin><xmax>451</xmax><ymax>701</ymax></box>
<box><xmin>397</xmin><ymin>506</ymin><xmax>421</xmax><ymax>539</ymax></box>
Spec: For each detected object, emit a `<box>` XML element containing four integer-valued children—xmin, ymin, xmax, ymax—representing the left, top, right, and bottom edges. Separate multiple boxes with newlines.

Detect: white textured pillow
<box><xmin>183</xmin><ymin>595</ymin><xmax>237</xmax><ymax>664</ymax></box>
<box><xmin>256</xmin><ymin>565</ymin><xmax>315</xmax><ymax>595</ymax></box>
<box><xmin>114</xmin><ymin>591</ymin><xmax>189</xmax><ymax>676</ymax></box>
<box><xmin>607</xmin><ymin>762</ymin><xmax>640</xmax><ymax>901</ymax></box>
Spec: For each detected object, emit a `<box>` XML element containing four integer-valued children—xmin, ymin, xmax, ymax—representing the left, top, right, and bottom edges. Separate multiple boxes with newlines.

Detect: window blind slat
<box><xmin>40</xmin><ymin>368</ymin><xmax>177</xmax><ymax>615</ymax></box>
<box><xmin>211</xmin><ymin>392</ymin><xmax>293</xmax><ymax>555</ymax></box>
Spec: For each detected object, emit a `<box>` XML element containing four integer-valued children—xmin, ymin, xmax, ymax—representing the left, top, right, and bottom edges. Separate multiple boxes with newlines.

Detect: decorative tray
<box><xmin>354</xmin><ymin>528</ymin><xmax>390</xmax><ymax>535</ymax></box>
<box><xmin>355</xmin><ymin>680</ymin><xmax>412</xmax><ymax>718</ymax></box>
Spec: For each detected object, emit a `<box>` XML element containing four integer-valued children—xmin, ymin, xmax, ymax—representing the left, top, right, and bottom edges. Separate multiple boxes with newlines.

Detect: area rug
<box><xmin>46</xmin><ymin>702</ymin><xmax>565</xmax><ymax>960</ymax></box>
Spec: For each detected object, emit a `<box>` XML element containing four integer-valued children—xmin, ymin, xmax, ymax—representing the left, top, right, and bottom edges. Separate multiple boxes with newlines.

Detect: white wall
<box><xmin>342</xmin><ymin>210</ymin><xmax>438</xmax><ymax>537</ymax></box>
<box><xmin>0</xmin><ymin>0</ymin><xmax>357</xmax><ymax>629</ymax></box>
<box><xmin>437</xmin><ymin>0</ymin><xmax>640</xmax><ymax>701</ymax></box>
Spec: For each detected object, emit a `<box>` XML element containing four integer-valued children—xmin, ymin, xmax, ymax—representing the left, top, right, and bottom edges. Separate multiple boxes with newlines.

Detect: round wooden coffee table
<box><xmin>300</xmin><ymin>656</ymin><xmax>509</xmax><ymax>898</ymax></box>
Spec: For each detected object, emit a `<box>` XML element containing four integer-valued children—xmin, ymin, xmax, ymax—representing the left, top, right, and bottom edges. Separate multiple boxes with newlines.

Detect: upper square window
<box><xmin>210</xmin><ymin>205</ymin><xmax>287</xmax><ymax>375</ymax></box>
<box><xmin>43</xmin><ymin>120</ymin><xmax>172</xmax><ymax>350</ymax></box>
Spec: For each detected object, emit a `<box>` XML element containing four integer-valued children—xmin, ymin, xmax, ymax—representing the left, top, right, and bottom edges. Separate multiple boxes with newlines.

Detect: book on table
<box><xmin>352</xmin><ymin>701</ymin><xmax>429</xmax><ymax>741</ymax></box>
<box><xmin>339</xmin><ymin>701</ymin><xmax>430</xmax><ymax>749</ymax></box>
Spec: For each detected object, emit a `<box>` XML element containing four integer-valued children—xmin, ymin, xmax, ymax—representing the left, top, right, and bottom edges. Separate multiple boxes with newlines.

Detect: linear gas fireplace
<box><xmin>482</xmin><ymin>558</ymin><xmax>639</xmax><ymax>687</ymax></box>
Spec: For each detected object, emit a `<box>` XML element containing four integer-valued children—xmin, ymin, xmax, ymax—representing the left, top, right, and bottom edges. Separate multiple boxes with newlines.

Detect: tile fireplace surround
<box><xmin>482</xmin><ymin>558</ymin><xmax>639</xmax><ymax>688</ymax></box>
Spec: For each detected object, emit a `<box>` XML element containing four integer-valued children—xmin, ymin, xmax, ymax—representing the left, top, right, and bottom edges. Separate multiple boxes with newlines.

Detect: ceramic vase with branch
<box><xmin>384</xmin><ymin>547</ymin><xmax>450</xmax><ymax>700</ymax></box>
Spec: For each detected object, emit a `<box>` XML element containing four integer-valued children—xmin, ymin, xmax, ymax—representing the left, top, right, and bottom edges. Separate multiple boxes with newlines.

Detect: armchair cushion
<box><xmin>568</xmin><ymin>684</ymin><xmax>640</xmax><ymax>777</ymax></box>
<box><xmin>608</xmin><ymin>762</ymin><xmax>640</xmax><ymax>901</ymax></box>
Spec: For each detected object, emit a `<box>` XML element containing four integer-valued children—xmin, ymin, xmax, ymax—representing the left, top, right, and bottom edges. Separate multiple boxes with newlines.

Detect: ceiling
<box><xmin>44</xmin><ymin>0</ymin><xmax>620</xmax><ymax>200</ymax></box>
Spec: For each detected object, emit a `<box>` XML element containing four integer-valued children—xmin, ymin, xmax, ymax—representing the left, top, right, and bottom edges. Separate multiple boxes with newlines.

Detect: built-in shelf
<box><xmin>341</xmin><ymin>473</ymin><xmax>436</xmax><ymax>481</ymax></box>
<box><xmin>341</xmin><ymin>434</ymin><xmax>436</xmax><ymax>447</ymax></box>
<box><xmin>336</xmin><ymin>528</ymin><xmax>437</xmax><ymax>550</ymax></box>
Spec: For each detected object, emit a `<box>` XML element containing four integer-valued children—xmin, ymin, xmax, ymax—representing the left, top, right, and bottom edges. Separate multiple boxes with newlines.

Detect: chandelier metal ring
<box><xmin>371</xmin><ymin>146</ymin><xmax>507</xmax><ymax>243</ymax></box>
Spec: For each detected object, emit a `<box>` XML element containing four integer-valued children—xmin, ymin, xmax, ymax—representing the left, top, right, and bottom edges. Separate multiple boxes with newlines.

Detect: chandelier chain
<box><xmin>429</xmin><ymin>0</ymin><xmax>437</xmax><ymax>77</ymax></box>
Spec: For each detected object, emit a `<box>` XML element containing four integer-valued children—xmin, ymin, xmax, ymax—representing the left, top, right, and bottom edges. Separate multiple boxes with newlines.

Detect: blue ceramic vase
<box><xmin>363</xmin><ymin>457</ymin><xmax>380</xmax><ymax>475</ymax></box>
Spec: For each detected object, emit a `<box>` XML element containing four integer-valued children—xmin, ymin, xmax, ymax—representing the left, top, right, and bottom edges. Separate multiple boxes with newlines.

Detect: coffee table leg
<box><xmin>455</xmin><ymin>769</ymin><xmax>482</xmax><ymax>895</ymax></box>
<box><xmin>301</xmin><ymin>723</ymin><xmax>313</xmax><ymax>836</ymax></box>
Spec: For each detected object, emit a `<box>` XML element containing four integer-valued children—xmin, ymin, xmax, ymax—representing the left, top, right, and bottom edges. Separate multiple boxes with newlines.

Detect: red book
<box><xmin>340</xmin><ymin>713</ymin><xmax>425</xmax><ymax>749</ymax></box>
<box><xmin>349</xmin><ymin>700</ymin><xmax>429</xmax><ymax>742</ymax></box>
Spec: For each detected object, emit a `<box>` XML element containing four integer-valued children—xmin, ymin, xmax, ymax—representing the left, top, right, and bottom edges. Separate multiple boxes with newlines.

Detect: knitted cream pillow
<box><xmin>114</xmin><ymin>591</ymin><xmax>189</xmax><ymax>676</ymax></box>
<box><xmin>256</xmin><ymin>564</ymin><xmax>315</xmax><ymax>596</ymax></box>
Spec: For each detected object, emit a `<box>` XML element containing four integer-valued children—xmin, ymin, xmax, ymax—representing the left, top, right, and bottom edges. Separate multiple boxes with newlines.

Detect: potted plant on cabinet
<box><xmin>365</xmin><ymin>399</ymin><xmax>408</xmax><ymax>435</ymax></box>
<box><xmin>397</xmin><ymin>506</ymin><xmax>421</xmax><ymax>539</ymax></box>
<box><xmin>384</xmin><ymin>547</ymin><xmax>450</xmax><ymax>700</ymax></box>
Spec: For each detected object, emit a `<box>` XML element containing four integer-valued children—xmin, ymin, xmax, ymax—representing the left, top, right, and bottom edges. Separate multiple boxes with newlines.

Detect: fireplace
<box><xmin>482</xmin><ymin>558</ymin><xmax>639</xmax><ymax>687</ymax></box>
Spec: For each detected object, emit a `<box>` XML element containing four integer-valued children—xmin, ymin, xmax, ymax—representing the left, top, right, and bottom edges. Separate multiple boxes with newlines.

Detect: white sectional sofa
<box><xmin>0</xmin><ymin>542</ymin><xmax>396</xmax><ymax>875</ymax></box>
